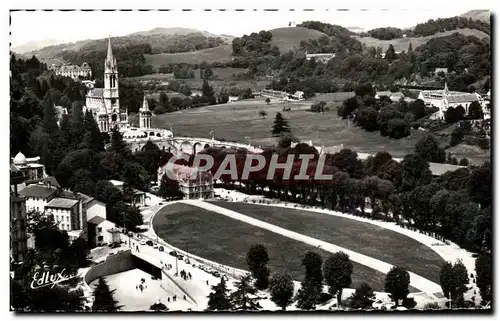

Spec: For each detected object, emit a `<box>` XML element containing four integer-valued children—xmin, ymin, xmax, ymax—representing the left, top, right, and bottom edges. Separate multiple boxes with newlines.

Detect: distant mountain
<box><xmin>459</xmin><ymin>10</ymin><xmax>491</xmax><ymax>23</ymax></box>
<box><xmin>347</xmin><ymin>26</ymin><xmax>364</xmax><ymax>34</ymax></box>
<box><xmin>11</xmin><ymin>39</ymin><xmax>62</xmax><ymax>54</ymax></box>
<box><xmin>128</xmin><ymin>27</ymin><xmax>220</xmax><ymax>38</ymax></box>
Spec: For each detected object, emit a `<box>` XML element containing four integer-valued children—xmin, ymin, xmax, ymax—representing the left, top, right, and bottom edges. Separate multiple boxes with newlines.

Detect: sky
<box><xmin>10</xmin><ymin>8</ymin><xmax>484</xmax><ymax>47</ymax></box>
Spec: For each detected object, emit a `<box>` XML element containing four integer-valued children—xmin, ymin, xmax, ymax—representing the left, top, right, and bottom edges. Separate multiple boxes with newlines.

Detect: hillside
<box><xmin>459</xmin><ymin>10</ymin><xmax>491</xmax><ymax>23</ymax></box>
<box><xmin>355</xmin><ymin>28</ymin><xmax>490</xmax><ymax>52</ymax></box>
<box><xmin>269</xmin><ymin>27</ymin><xmax>328</xmax><ymax>52</ymax></box>
<box><xmin>144</xmin><ymin>44</ymin><xmax>233</xmax><ymax>66</ymax></box>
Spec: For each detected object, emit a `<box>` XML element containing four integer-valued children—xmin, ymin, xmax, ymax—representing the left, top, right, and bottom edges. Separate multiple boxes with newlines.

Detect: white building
<box><xmin>305</xmin><ymin>52</ymin><xmax>336</xmax><ymax>64</ymax></box>
<box><xmin>418</xmin><ymin>82</ymin><xmax>483</xmax><ymax>118</ymax></box>
<box><xmin>158</xmin><ymin>164</ymin><xmax>214</xmax><ymax>199</ymax></box>
<box><xmin>45</xmin><ymin>198</ymin><xmax>80</xmax><ymax>232</ymax></box>
<box><xmin>48</xmin><ymin>62</ymin><xmax>92</xmax><ymax>81</ymax></box>
<box><xmin>11</xmin><ymin>152</ymin><xmax>46</xmax><ymax>184</ymax></box>
<box><xmin>138</xmin><ymin>96</ymin><xmax>152</xmax><ymax>129</ymax></box>
<box><xmin>19</xmin><ymin>183</ymin><xmax>58</xmax><ymax>213</ymax></box>
<box><xmin>87</xmin><ymin>216</ymin><xmax>120</xmax><ymax>247</ymax></box>
<box><xmin>288</xmin><ymin>91</ymin><xmax>305</xmax><ymax>101</ymax></box>
<box><xmin>434</xmin><ymin>68</ymin><xmax>449</xmax><ymax>76</ymax></box>
<box><xmin>84</xmin><ymin>38</ymin><xmax>128</xmax><ymax>133</ymax></box>
<box><xmin>109</xmin><ymin>179</ymin><xmax>148</xmax><ymax>206</ymax></box>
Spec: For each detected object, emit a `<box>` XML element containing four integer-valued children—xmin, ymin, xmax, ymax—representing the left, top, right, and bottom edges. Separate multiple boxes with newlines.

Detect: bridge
<box><xmin>124</xmin><ymin>135</ymin><xmax>264</xmax><ymax>155</ymax></box>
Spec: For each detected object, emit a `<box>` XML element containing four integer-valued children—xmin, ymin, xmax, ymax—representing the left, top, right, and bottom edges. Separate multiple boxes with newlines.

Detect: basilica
<box><xmin>84</xmin><ymin>38</ymin><xmax>129</xmax><ymax>133</ymax></box>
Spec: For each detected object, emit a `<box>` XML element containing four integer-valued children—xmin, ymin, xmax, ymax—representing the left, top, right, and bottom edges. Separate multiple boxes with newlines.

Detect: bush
<box><xmin>424</xmin><ymin>302</ymin><xmax>440</xmax><ymax>310</ymax></box>
<box><xmin>154</xmin><ymin>106</ymin><xmax>168</xmax><ymax>114</ymax></box>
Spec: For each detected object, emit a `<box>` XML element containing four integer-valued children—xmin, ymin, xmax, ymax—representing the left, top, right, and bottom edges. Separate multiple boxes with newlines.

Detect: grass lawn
<box><xmin>145</xmin><ymin>44</ymin><xmax>233</xmax><ymax>66</ymax></box>
<box><xmin>209</xmin><ymin>201</ymin><xmax>445</xmax><ymax>285</ymax></box>
<box><xmin>152</xmin><ymin>202</ymin><xmax>392</xmax><ymax>291</ymax></box>
<box><xmin>152</xmin><ymin>98</ymin><xmax>428</xmax><ymax>157</ymax></box>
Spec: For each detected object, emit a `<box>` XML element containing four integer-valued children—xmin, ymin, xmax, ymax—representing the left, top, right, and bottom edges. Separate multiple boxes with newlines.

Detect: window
<box><xmin>98</xmin><ymin>227</ymin><xmax>102</xmax><ymax>233</ymax></box>
<box><xmin>97</xmin><ymin>236</ymin><xmax>103</xmax><ymax>241</ymax></box>
<box><xmin>66</xmin><ymin>224</ymin><xmax>70</xmax><ymax>230</ymax></box>
<box><xmin>66</xmin><ymin>216</ymin><xmax>69</xmax><ymax>222</ymax></box>
<box><xmin>111</xmin><ymin>98</ymin><xmax>116</xmax><ymax>104</ymax></box>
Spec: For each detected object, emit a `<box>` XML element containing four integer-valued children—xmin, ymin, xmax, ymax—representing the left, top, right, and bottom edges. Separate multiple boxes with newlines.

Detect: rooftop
<box><xmin>88</xmin><ymin>216</ymin><xmax>106</xmax><ymax>225</ymax></box>
<box><xmin>19</xmin><ymin>184</ymin><xmax>58</xmax><ymax>199</ymax></box>
<box><xmin>45</xmin><ymin>198</ymin><xmax>79</xmax><ymax>209</ymax></box>
<box><xmin>87</xmin><ymin>88</ymin><xmax>104</xmax><ymax>98</ymax></box>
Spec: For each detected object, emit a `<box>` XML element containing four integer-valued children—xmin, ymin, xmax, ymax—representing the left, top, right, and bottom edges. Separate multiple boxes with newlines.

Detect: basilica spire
<box><xmin>141</xmin><ymin>95</ymin><xmax>149</xmax><ymax>112</ymax></box>
<box><xmin>105</xmin><ymin>36</ymin><xmax>116</xmax><ymax>71</ymax></box>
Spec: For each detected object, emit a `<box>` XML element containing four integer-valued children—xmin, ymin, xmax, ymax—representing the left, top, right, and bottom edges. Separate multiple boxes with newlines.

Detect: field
<box><xmin>210</xmin><ymin>201</ymin><xmax>445</xmax><ymax>284</ymax></box>
<box><xmin>152</xmin><ymin>202</ymin><xmax>390</xmax><ymax>290</ymax></box>
<box><xmin>152</xmin><ymin>97</ymin><xmax>428</xmax><ymax>158</ymax></box>
<box><xmin>145</xmin><ymin>44</ymin><xmax>233</xmax><ymax>66</ymax></box>
<box><xmin>269</xmin><ymin>27</ymin><xmax>328</xmax><ymax>53</ymax></box>
<box><xmin>355</xmin><ymin>28</ymin><xmax>490</xmax><ymax>52</ymax></box>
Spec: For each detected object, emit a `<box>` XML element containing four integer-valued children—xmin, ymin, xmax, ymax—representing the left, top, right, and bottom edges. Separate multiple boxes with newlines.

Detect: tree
<box><xmin>347</xmin><ymin>283</ymin><xmax>375</xmax><ymax>309</ymax></box>
<box><xmin>467</xmin><ymin>101</ymin><xmax>483</xmax><ymax>119</ymax></box>
<box><xmin>323</xmin><ymin>252</ymin><xmax>353</xmax><ymax>307</ymax></box>
<box><xmin>386</xmin><ymin>118</ymin><xmax>410</xmax><ymax>139</ymax></box>
<box><xmin>384</xmin><ymin>266</ymin><xmax>410</xmax><ymax>305</ymax></box>
<box><xmin>269</xmin><ymin>272</ymin><xmax>294</xmax><ymax>310</ymax></box>
<box><xmin>109</xmin><ymin>128</ymin><xmax>131</xmax><ymax>159</ymax></box>
<box><xmin>201</xmin><ymin>78</ymin><xmax>216</xmax><ymax>105</ymax></box>
<box><xmin>440</xmin><ymin>260</ymin><xmax>469</xmax><ymax>305</ymax></box>
<box><xmin>415</xmin><ymin>135</ymin><xmax>446</xmax><ymax>163</ymax></box>
<box><xmin>458</xmin><ymin>158</ymin><xmax>469</xmax><ymax>166</ymax></box>
<box><xmin>246</xmin><ymin>244</ymin><xmax>270</xmax><ymax>290</ymax></box>
<box><xmin>445</xmin><ymin>107</ymin><xmax>460</xmax><ymax>123</ymax></box>
<box><xmin>356</xmin><ymin>107</ymin><xmax>379</xmax><ymax>131</ymax></box>
<box><xmin>468</xmin><ymin>162</ymin><xmax>491</xmax><ymax>207</ymax></box>
<box><xmin>455</xmin><ymin>105</ymin><xmax>466</xmax><ymax>119</ymax></box>
<box><xmin>265</xmin><ymin>97</ymin><xmax>271</xmax><ymax>104</ymax></box>
<box><xmin>159</xmin><ymin>91</ymin><xmax>169</xmax><ymax>108</ymax></box>
<box><xmin>121</xmin><ymin>204</ymin><xmax>143</xmax><ymax>231</ymax></box>
<box><xmin>259</xmin><ymin>110</ymin><xmax>268</xmax><ymax>119</ymax></box>
<box><xmin>150</xmin><ymin>302</ymin><xmax>168</xmax><ymax>311</ymax></box>
<box><xmin>450</xmin><ymin>127</ymin><xmax>465</xmax><ymax>147</ymax></box>
<box><xmin>384</xmin><ymin>44</ymin><xmax>397</xmax><ymax>61</ymax></box>
<box><xmin>400</xmin><ymin>154</ymin><xmax>432</xmax><ymax>192</ymax></box>
<box><xmin>158</xmin><ymin>174</ymin><xmax>184</xmax><ymax>199</ymax></box>
<box><xmin>92</xmin><ymin>277</ymin><xmax>121</xmax><ymax>312</ymax></box>
<box><xmin>295</xmin><ymin>278</ymin><xmax>321</xmax><ymax>310</ymax></box>
<box><xmin>408</xmin><ymin>99</ymin><xmax>426</xmax><ymax>120</ymax></box>
<box><xmin>230</xmin><ymin>274</ymin><xmax>261</xmax><ymax>311</ymax></box>
<box><xmin>302</xmin><ymin>251</ymin><xmax>323</xmax><ymax>294</ymax></box>
<box><xmin>271</xmin><ymin>112</ymin><xmax>291</xmax><ymax>137</ymax></box>
<box><xmin>207</xmin><ymin>277</ymin><xmax>232</xmax><ymax>311</ymax></box>
<box><xmin>475</xmin><ymin>254</ymin><xmax>492</xmax><ymax>302</ymax></box>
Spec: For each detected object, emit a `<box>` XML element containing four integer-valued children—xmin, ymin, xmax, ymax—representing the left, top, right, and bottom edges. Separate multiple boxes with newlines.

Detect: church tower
<box><xmin>139</xmin><ymin>95</ymin><xmax>152</xmax><ymax>129</ymax></box>
<box><xmin>103</xmin><ymin>37</ymin><xmax>127</xmax><ymax>130</ymax></box>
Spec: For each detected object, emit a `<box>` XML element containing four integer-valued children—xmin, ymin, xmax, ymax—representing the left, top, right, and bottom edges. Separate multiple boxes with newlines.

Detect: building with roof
<box><xmin>109</xmin><ymin>180</ymin><xmax>148</xmax><ymax>206</ymax></box>
<box><xmin>45</xmin><ymin>198</ymin><xmax>80</xmax><ymax>232</ymax></box>
<box><xmin>48</xmin><ymin>62</ymin><xmax>92</xmax><ymax>80</ymax></box>
<box><xmin>375</xmin><ymin>91</ymin><xmax>405</xmax><ymax>102</ymax></box>
<box><xmin>158</xmin><ymin>164</ymin><xmax>214</xmax><ymax>199</ymax></box>
<box><xmin>87</xmin><ymin>216</ymin><xmax>120</xmax><ymax>247</ymax></box>
<box><xmin>84</xmin><ymin>37</ymin><xmax>128</xmax><ymax>133</ymax></box>
<box><xmin>434</xmin><ymin>68</ymin><xmax>449</xmax><ymax>76</ymax></box>
<box><xmin>19</xmin><ymin>183</ymin><xmax>59</xmax><ymax>213</ymax></box>
<box><xmin>418</xmin><ymin>83</ymin><xmax>484</xmax><ymax>119</ymax></box>
<box><xmin>305</xmin><ymin>52</ymin><xmax>336</xmax><ymax>64</ymax></box>
<box><xmin>289</xmin><ymin>91</ymin><xmax>305</xmax><ymax>101</ymax></box>
<box><xmin>11</xmin><ymin>152</ymin><xmax>46</xmax><ymax>184</ymax></box>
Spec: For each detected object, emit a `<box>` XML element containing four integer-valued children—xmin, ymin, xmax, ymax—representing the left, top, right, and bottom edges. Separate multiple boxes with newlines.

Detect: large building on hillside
<box><xmin>305</xmin><ymin>52</ymin><xmax>336</xmax><ymax>64</ymax></box>
<box><xmin>84</xmin><ymin>38</ymin><xmax>128</xmax><ymax>133</ymax></box>
<box><xmin>158</xmin><ymin>164</ymin><xmax>214</xmax><ymax>199</ymax></box>
<box><xmin>418</xmin><ymin>83</ymin><xmax>484</xmax><ymax>119</ymax></box>
<box><xmin>48</xmin><ymin>62</ymin><xmax>92</xmax><ymax>81</ymax></box>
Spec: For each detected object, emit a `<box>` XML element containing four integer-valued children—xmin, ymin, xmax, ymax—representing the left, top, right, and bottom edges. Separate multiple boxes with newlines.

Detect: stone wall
<box><xmin>84</xmin><ymin>249</ymin><xmax>135</xmax><ymax>286</ymax></box>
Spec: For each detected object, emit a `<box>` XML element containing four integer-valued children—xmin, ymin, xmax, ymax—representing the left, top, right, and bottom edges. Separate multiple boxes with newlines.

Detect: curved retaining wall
<box><xmin>84</xmin><ymin>250</ymin><xmax>135</xmax><ymax>288</ymax></box>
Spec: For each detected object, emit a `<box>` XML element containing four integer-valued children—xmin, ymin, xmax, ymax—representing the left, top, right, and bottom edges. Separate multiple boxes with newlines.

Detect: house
<box><xmin>10</xmin><ymin>184</ymin><xmax>27</xmax><ymax>262</ymax></box>
<box><xmin>158</xmin><ymin>164</ymin><xmax>214</xmax><ymax>200</ymax></box>
<box><xmin>305</xmin><ymin>52</ymin><xmax>335</xmax><ymax>64</ymax></box>
<box><xmin>389</xmin><ymin>92</ymin><xmax>405</xmax><ymax>102</ymax></box>
<box><xmin>19</xmin><ymin>183</ymin><xmax>58</xmax><ymax>213</ymax></box>
<box><xmin>109</xmin><ymin>180</ymin><xmax>148</xmax><ymax>206</ymax></box>
<box><xmin>87</xmin><ymin>216</ymin><xmax>120</xmax><ymax>247</ymax></box>
<box><xmin>45</xmin><ymin>198</ymin><xmax>80</xmax><ymax>232</ymax></box>
<box><xmin>228</xmin><ymin>96</ymin><xmax>239</xmax><ymax>103</ymax></box>
<box><xmin>375</xmin><ymin>91</ymin><xmax>391</xmax><ymax>99</ymax></box>
<box><xmin>78</xmin><ymin>193</ymin><xmax>106</xmax><ymax>222</ymax></box>
<box><xmin>289</xmin><ymin>91</ymin><xmax>305</xmax><ymax>101</ymax></box>
<box><xmin>434</xmin><ymin>68</ymin><xmax>449</xmax><ymax>76</ymax></box>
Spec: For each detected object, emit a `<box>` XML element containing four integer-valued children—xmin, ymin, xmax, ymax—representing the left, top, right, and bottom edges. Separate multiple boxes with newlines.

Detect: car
<box><xmin>127</xmin><ymin>232</ymin><xmax>133</xmax><ymax>237</ymax></box>
<box><xmin>140</xmin><ymin>241</ymin><xmax>146</xmax><ymax>245</ymax></box>
<box><xmin>146</xmin><ymin>240</ymin><xmax>154</xmax><ymax>246</ymax></box>
<box><xmin>177</xmin><ymin>255</ymin><xmax>184</xmax><ymax>260</ymax></box>
<box><xmin>153</xmin><ymin>244</ymin><xmax>159</xmax><ymax>249</ymax></box>
<box><xmin>158</xmin><ymin>246</ymin><xmax>164</xmax><ymax>252</ymax></box>
<box><xmin>159</xmin><ymin>202</ymin><xmax>164</xmax><ymax>205</ymax></box>
<box><xmin>213</xmin><ymin>271</ymin><xmax>221</xmax><ymax>277</ymax></box>
<box><xmin>169</xmin><ymin>251</ymin><xmax>178</xmax><ymax>257</ymax></box>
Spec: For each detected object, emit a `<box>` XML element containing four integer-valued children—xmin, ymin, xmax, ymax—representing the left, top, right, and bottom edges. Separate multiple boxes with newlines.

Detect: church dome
<box><xmin>13</xmin><ymin>152</ymin><xmax>27</xmax><ymax>165</ymax></box>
